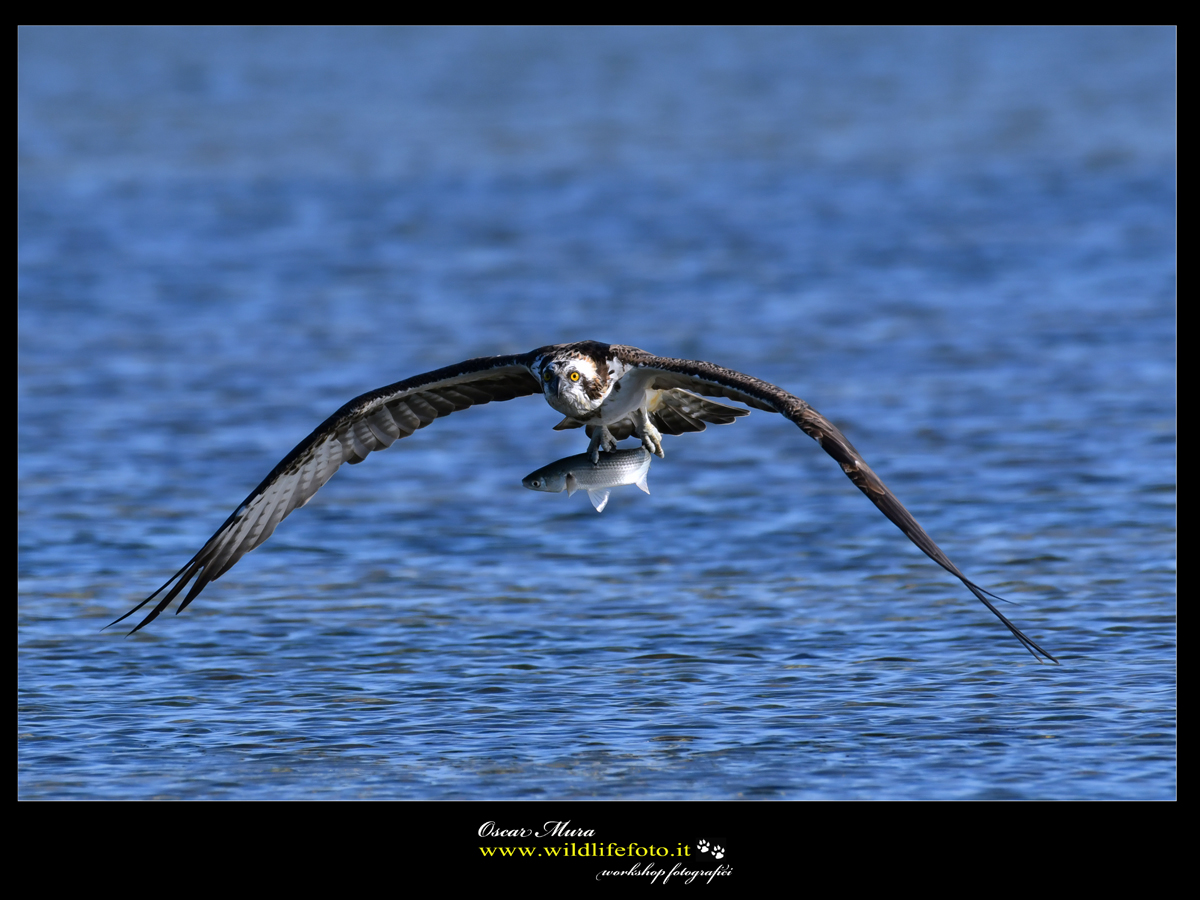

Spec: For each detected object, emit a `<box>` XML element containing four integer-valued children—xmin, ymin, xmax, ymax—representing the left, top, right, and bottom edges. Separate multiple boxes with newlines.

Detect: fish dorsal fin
<box><xmin>636</xmin><ymin>470</ymin><xmax>650</xmax><ymax>494</ymax></box>
<box><xmin>565</xmin><ymin>473</ymin><xmax>578</xmax><ymax>497</ymax></box>
<box><xmin>588</xmin><ymin>489</ymin><xmax>610</xmax><ymax>512</ymax></box>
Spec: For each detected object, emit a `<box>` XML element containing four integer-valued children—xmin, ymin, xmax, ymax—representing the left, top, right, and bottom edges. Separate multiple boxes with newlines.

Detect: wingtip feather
<box><xmin>960</xmin><ymin>578</ymin><xmax>1059</xmax><ymax>665</ymax></box>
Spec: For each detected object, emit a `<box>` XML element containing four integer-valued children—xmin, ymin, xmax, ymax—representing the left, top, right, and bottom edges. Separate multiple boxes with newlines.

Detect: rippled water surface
<box><xmin>19</xmin><ymin>27</ymin><xmax>1175</xmax><ymax>799</ymax></box>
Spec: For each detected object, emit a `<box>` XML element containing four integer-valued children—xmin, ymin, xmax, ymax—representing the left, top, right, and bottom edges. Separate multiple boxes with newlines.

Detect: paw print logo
<box><xmin>711</xmin><ymin>844</ymin><xmax>725</xmax><ymax>859</ymax></box>
<box><xmin>697</xmin><ymin>839</ymin><xmax>710</xmax><ymax>853</ymax></box>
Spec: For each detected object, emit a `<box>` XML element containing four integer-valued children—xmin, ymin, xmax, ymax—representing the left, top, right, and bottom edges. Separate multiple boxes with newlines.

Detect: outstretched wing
<box><xmin>113</xmin><ymin>353</ymin><xmax>542</xmax><ymax>634</ymax></box>
<box><xmin>611</xmin><ymin>344</ymin><xmax>1058</xmax><ymax>663</ymax></box>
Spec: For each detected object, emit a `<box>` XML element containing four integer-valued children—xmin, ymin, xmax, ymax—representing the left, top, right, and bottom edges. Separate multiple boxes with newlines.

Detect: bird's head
<box><xmin>537</xmin><ymin>352</ymin><xmax>610</xmax><ymax>417</ymax></box>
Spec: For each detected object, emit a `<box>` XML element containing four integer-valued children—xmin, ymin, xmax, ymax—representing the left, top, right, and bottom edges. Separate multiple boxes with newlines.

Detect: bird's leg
<box><xmin>631</xmin><ymin>408</ymin><xmax>665</xmax><ymax>458</ymax></box>
<box><xmin>587</xmin><ymin>426</ymin><xmax>619</xmax><ymax>464</ymax></box>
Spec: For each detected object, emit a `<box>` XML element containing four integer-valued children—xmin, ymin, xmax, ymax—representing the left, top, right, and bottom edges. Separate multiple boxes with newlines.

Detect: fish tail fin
<box><xmin>636</xmin><ymin>471</ymin><xmax>650</xmax><ymax>494</ymax></box>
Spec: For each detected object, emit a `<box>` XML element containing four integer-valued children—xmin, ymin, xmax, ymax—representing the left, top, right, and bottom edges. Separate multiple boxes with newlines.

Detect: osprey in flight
<box><xmin>113</xmin><ymin>341</ymin><xmax>1057</xmax><ymax>663</ymax></box>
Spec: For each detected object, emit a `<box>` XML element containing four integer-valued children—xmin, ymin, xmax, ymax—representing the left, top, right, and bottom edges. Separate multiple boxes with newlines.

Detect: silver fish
<box><xmin>522</xmin><ymin>448</ymin><xmax>651</xmax><ymax>512</ymax></box>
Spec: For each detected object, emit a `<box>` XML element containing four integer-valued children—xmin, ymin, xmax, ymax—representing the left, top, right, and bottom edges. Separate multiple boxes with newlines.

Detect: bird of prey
<box><xmin>112</xmin><ymin>340</ymin><xmax>1057</xmax><ymax>663</ymax></box>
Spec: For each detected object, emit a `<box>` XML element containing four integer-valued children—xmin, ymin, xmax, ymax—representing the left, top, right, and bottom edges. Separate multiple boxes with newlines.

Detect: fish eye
<box><xmin>569</xmin><ymin>371</ymin><xmax>581</xmax><ymax>382</ymax></box>
<box><xmin>542</xmin><ymin>370</ymin><xmax>553</xmax><ymax>383</ymax></box>
<box><xmin>532</xmin><ymin>479</ymin><xmax>541</xmax><ymax>487</ymax></box>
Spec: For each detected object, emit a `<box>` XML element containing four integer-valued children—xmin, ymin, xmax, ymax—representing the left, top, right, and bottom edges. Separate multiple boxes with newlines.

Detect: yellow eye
<box><xmin>543</xmin><ymin>370</ymin><xmax>553</xmax><ymax>382</ymax></box>
<box><xmin>569</xmin><ymin>371</ymin><xmax>581</xmax><ymax>382</ymax></box>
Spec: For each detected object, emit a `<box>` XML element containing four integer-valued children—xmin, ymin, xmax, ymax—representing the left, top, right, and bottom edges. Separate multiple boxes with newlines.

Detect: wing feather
<box><xmin>113</xmin><ymin>354</ymin><xmax>543</xmax><ymax>633</ymax></box>
<box><xmin>365</xmin><ymin>409</ymin><xmax>401</xmax><ymax>445</ymax></box>
<box><xmin>612</xmin><ymin>345</ymin><xmax>1057</xmax><ymax>663</ymax></box>
<box><xmin>648</xmin><ymin>388</ymin><xmax>750</xmax><ymax>435</ymax></box>
<box><xmin>430</xmin><ymin>387</ymin><xmax>477</xmax><ymax>409</ymax></box>
<box><xmin>403</xmin><ymin>394</ymin><xmax>441</xmax><ymax>424</ymax></box>
<box><xmin>347</xmin><ymin>422</ymin><xmax>377</xmax><ymax>460</ymax></box>
<box><xmin>446</xmin><ymin>384</ymin><xmax>496</xmax><ymax>404</ymax></box>
<box><xmin>386</xmin><ymin>401</ymin><xmax>422</xmax><ymax>434</ymax></box>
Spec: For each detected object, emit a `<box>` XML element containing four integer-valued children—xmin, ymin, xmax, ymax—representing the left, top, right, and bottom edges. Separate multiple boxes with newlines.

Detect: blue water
<box><xmin>19</xmin><ymin>27</ymin><xmax>1175</xmax><ymax>799</ymax></box>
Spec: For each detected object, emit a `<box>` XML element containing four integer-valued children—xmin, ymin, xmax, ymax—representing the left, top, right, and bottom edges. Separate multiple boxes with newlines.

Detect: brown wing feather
<box><xmin>611</xmin><ymin>345</ymin><xmax>1058</xmax><ymax>663</ymax></box>
<box><xmin>650</xmin><ymin>388</ymin><xmax>750</xmax><ymax>435</ymax></box>
<box><xmin>112</xmin><ymin>354</ymin><xmax>542</xmax><ymax>634</ymax></box>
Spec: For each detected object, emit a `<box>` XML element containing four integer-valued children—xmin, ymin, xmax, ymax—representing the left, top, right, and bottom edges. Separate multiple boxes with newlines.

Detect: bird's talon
<box><xmin>587</xmin><ymin>426</ymin><xmax>617</xmax><ymax>464</ymax></box>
